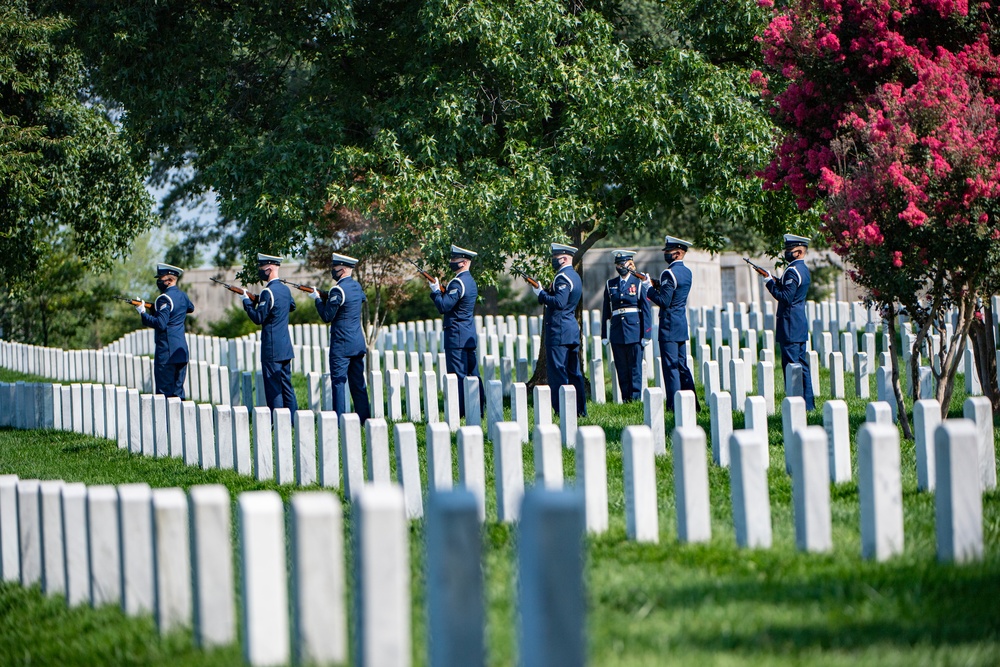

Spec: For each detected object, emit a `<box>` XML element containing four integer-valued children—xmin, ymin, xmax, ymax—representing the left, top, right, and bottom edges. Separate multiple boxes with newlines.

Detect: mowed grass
<box><xmin>0</xmin><ymin>365</ymin><xmax>999</xmax><ymax>666</ymax></box>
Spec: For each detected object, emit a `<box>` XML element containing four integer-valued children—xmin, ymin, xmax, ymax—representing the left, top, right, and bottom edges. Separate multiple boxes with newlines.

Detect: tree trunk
<box><xmin>908</xmin><ymin>265</ymin><xmax>945</xmax><ymax>401</ymax></box>
<box><xmin>886</xmin><ymin>310</ymin><xmax>913</xmax><ymax>440</ymax></box>
<box><xmin>935</xmin><ymin>291</ymin><xmax>976</xmax><ymax>417</ymax></box>
<box><xmin>969</xmin><ymin>300</ymin><xmax>1000</xmax><ymax>413</ymax></box>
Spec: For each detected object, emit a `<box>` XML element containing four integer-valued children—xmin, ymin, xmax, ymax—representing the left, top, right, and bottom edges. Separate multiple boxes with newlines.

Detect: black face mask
<box><xmin>156</xmin><ymin>279</ymin><xmax>169</xmax><ymax>293</ymax></box>
<box><xmin>449</xmin><ymin>261</ymin><xmax>462</xmax><ymax>272</ymax></box>
<box><xmin>551</xmin><ymin>257</ymin><xmax>563</xmax><ymax>271</ymax></box>
<box><xmin>615</xmin><ymin>265</ymin><xmax>629</xmax><ymax>277</ymax></box>
<box><xmin>664</xmin><ymin>252</ymin><xmax>675</xmax><ymax>263</ymax></box>
<box><xmin>331</xmin><ymin>269</ymin><xmax>340</xmax><ymax>280</ymax></box>
<box><xmin>784</xmin><ymin>250</ymin><xmax>796</xmax><ymax>263</ymax></box>
<box><xmin>258</xmin><ymin>268</ymin><xmax>271</xmax><ymax>282</ymax></box>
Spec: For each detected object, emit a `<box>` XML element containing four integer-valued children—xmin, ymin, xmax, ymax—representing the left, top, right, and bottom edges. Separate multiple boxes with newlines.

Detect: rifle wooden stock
<box><xmin>211</xmin><ymin>277</ymin><xmax>258</xmax><ymax>303</ymax></box>
<box><xmin>629</xmin><ymin>268</ymin><xmax>660</xmax><ymax>289</ymax></box>
<box><xmin>513</xmin><ymin>269</ymin><xmax>542</xmax><ymax>290</ymax></box>
<box><xmin>743</xmin><ymin>258</ymin><xmax>770</xmax><ymax>278</ymax></box>
<box><xmin>279</xmin><ymin>279</ymin><xmax>328</xmax><ymax>300</ymax></box>
<box><xmin>408</xmin><ymin>259</ymin><xmax>437</xmax><ymax>285</ymax></box>
<box><xmin>116</xmin><ymin>296</ymin><xmax>152</xmax><ymax>309</ymax></box>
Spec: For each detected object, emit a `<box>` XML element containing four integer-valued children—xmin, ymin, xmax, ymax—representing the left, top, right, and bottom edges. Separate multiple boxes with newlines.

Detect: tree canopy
<box><xmin>758</xmin><ymin>0</ymin><xmax>1000</xmax><ymax>414</ymax></box>
<box><xmin>0</xmin><ymin>1</ymin><xmax>154</xmax><ymax>292</ymax></box>
<box><xmin>47</xmin><ymin>0</ymin><xmax>797</xmax><ymax>280</ymax></box>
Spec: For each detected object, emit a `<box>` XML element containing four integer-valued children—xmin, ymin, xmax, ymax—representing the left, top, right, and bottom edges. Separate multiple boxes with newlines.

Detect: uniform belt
<box><xmin>612</xmin><ymin>307</ymin><xmax>639</xmax><ymax>316</ymax></box>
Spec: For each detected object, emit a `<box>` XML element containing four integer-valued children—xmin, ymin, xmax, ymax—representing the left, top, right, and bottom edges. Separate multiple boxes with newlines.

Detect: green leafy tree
<box><xmin>45</xmin><ymin>0</ymin><xmax>794</xmax><ymax>273</ymax></box>
<box><xmin>0</xmin><ymin>1</ymin><xmax>154</xmax><ymax>293</ymax></box>
<box><xmin>0</xmin><ymin>228</ymin><xmax>159</xmax><ymax>348</ymax></box>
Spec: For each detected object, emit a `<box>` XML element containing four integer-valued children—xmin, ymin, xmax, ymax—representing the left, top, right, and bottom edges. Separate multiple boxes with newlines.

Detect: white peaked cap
<box><xmin>550</xmin><ymin>243</ymin><xmax>578</xmax><ymax>256</ymax></box>
<box><xmin>330</xmin><ymin>252</ymin><xmax>359</xmax><ymax>267</ymax></box>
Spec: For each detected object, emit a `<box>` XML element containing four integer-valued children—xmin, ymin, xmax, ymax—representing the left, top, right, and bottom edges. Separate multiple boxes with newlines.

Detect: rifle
<box><xmin>279</xmin><ymin>279</ymin><xmax>328</xmax><ymax>300</ymax></box>
<box><xmin>115</xmin><ymin>296</ymin><xmax>152</xmax><ymax>310</ymax></box>
<box><xmin>743</xmin><ymin>257</ymin><xmax>770</xmax><ymax>279</ymax></box>
<box><xmin>629</xmin><ymin>268</ymin><xmax>660</xmax><ymax>289</ymax></box>
<box><xmin>407</xmin><ymin>259</ymin><xmax>438</xmax><ymax>284</ymax></box>
<box><xmin>512</xmin><ymin>267</ymin><xmax>543</xmax><ymax>290</ymax></box>
<box><xmin>211</xmin><ymin>277</ymin><xmax>259</xmax><ymax>303</ymax></box>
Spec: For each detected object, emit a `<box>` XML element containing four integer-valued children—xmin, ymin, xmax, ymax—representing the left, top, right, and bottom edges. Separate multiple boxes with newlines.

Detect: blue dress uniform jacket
<box><xmin>316</xmin><ymin>276</ymin><xmax>367</xmax><ymax>357</ymax></box>
<box><xmin>315</xmin><ymin>276</ymin><xmax>371</xmax><ymax>423</ymax></box>
<box><xmin>646</xmin><ymin>261</ymin><xmax>691</xmax><ymax>342</ymax></box>
<box><xmin>141</xmin><ymin>286</ymin><xmax>194</xmax><ymax>364</ymax></box>
<box><xmin>539</xmin><ymin>265</ymin><xmax>587</xmax><ymax>416</ymax></box>
<box><xmin>646</xmin><ymin>260</ymin><xmax>697</xmax><ymax>411</ymax></box>
<box><xmin>244</xmin><ymin>280</ymin><xmax>296</xmax><ymax>362</ymax></box>
<box><xmin>766</xmin><ymin>258</ymin><xmax>814</xmax><ymax>410</ymax></box>
<box><xmin>431</xmin><ymin>270</ymin><xmax>483</xmax><ymax>418</ymax></box>
<box><xmin>601</xmin><ymin>273</ymin><xmax>651</xmax><ymax>402</ymax></box>
<box><xmin>141</xmin><ymin>285</ymin><xmax>194</xmax><ymax>398</ymax></box>
<box><xmin>766</xmin><ymin>259</ymin><xmax>811</xmax><ymax>343</ymax></box>
<box><xmin>539</xmin><ymin>266</ymin><xmax>582</xmax><ymax>346</ymax></box>
<box><xmin>601</xmin><ymin>274</ymin><xmax>652</xmax><ymax>344</ymax></box>
<box><xmin>432</xmin><ymin>270</ymin><xmax>478</xmax><ymax>350</ymax></box>
<box><xmin>244</xmin><ymin>279</ymin><xmax>298</xmax><ymax>414</ymax></box>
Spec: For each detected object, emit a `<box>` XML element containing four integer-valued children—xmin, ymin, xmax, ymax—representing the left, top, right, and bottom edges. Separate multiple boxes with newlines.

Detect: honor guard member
<box><xmin>601</xmin><ymin>250</ymin><xmax>652</xmax><ymax>402</ymax></box>
<box><xmin>138</xmin><ymin>263</ymin><xmax>194</xmax><ymax>398</ymax></box>
<box><xmin>241</xmin><ymin>253</ymin><xmax>298</xmax><ymax>416</ymax></box>
<box><xmin>428</xmin><ymin>245</ymin><xmax>484</xmax><ymax>418</ymax></box>
<box><xmin>532</xmin><ymin>242</ymin><xmax>587</xmax><ymax>416</ymax></box>
<box><xmin>310</xmin><ymin>252</ymin><xmax>371</xmax><ymax>423</ymax></box>
<box><xmin>765</xmin><ymin>234</ymin><xmax>814</xmax><ymax>410</ymax></box>
<box><xmin>643</xmin><ymin>236</ymin><xmax>698</xmax><ymax>412</ymax></box>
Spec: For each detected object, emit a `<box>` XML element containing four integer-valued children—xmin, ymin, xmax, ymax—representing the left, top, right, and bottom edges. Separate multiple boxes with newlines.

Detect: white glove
<box><xmin>602</xmin><ymin>338</ymin><xmax>609</xmax><ymax>347</ymax></box>
<box><xmin>764</xmin><ymin>272</ymin><xmax>774</xmax><ymax>283</ymax></box>
<box><xmin>641</xmin><ymin>277</ymin><xmax>653</xmax><ymax>288</ymax></box>
<box><xmin>309</xmin><ymin>287</ymin><xmax>321</xmax><ymax>300</ymax></box>
<box><xmin>641</xmin><ymin>339</ymin><xmax>650</xmax><ymax>348</ymax></box>
<box><xmin>532</xmin><ymin>286</ymin><xmax>543</xmax><ymax>296</ymax></box>
<box><xmin>241</xmin><ymin>288</ymin><xmax>251</xmax><ymax>301</ymax></box>
<box><xmin>135</xmin><ymin>299</ymin><xmax>145</xmax><ymax>314</ymax></box>
<box><xmin>430</xmin><ymin>279</ymin><xmax>441</xmax><ymax>293</ymax></box>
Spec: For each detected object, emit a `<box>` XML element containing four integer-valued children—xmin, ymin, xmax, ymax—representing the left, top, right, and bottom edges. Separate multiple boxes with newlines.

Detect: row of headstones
<box><xmin>0</xmin><ymin>377</ymin><xmax>560</xmax><ymax>513</ymax></box>
<box><xmin>0</xmin><ymin>474</ymin><xmax>588</xmax><ymax>667</ymax></box>
<box><xmin>615</xmin><ymin>392</ymin><xmax>987</xmax><ymax>564</ymax></box>
<box><xmin>0</xmin><ymin>342</ymin><xmax>154</xmax><ymax>392</ymax></box>
<box><xmin>0</xmin><ymin>340</ymin><xmax>263</xmax><ymax>408</ymax></box>
<box><xmin>697</xmin><ymin>360</ymin><xmax>997</xmax><ymax>488</ymax></box>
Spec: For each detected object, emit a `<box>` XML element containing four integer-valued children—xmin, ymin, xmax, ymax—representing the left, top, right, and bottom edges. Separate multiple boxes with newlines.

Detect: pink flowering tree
<box><xmin>758</xmin><ymin>0</ymin><xmax>1000</xmax><ymax>419</ymax></box>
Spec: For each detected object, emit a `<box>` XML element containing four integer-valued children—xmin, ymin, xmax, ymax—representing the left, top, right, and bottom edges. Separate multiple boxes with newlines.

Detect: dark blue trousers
<box><xmin>154</xmin><ymin>362</ymin><xmax>187</xmax><ymax>399</ymax></box>
<box><xmin>611</xmin><ymin>342</ymin><xmax>643</xmax><ymax>402</ymax></box>
<box><xmin>660</xmin><ymin>340</ymin><xmax>697</xmax><ymax>411</ymax></box>
<box><xmin>445</xmin><ymin>346</ymin><xmax>484</xmax><ymax>418</ymax></box>
<box><xmin>779</xmin><ymin>341</ymin><xmax>815</xmax><ymax>410</ymax></box>
<box><xmin>547</xmin><ymin>343</ymin><xmax>587</xmax><ymax>416</ymax></box>
<box><xmin>330</xmin><ymin>353</ymin><xmax>371</xmax><ymax>424</ymax></box>
<box><xmin>262</xmin><ymin>360</ymin><xmax>298</xmax><ymax>416</ymax></box>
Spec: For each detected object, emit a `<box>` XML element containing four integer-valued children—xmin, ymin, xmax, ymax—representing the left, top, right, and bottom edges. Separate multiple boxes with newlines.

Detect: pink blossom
<box><xmin>892</xmin><ymin>251</ymin><xmax>904</xmax><ymax>268</ymax></box>
<box><xmin>899</xmin><ymin>201</ymin><xmax>929</xmax><ymax>226</ymax></box>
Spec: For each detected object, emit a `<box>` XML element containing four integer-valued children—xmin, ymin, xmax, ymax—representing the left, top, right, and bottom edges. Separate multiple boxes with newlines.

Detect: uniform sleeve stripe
<box><xmin>449</xmin><ymin>277</ymin><xmax>465</xmax><ymax>298</ymax></box>
<box><xmin>156</xmin><ymin>294</ymin><xmax>174</xmax><ymax>310</ymax></box>
<box><xmin>332</xmin><ymin>285</ymin><xmax>346</xmax><ymax>301</ymax></box>
<box><xmin>788</xmin><ymin>267</ymin><xmax>801</xmax><ymax>285</ymax></box>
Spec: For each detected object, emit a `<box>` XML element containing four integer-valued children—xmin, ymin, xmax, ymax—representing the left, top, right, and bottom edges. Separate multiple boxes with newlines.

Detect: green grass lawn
<box><xmin>0</xmin><ymin>365</ymin><xmax>998</xmax><ymax>666</ymax></box>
